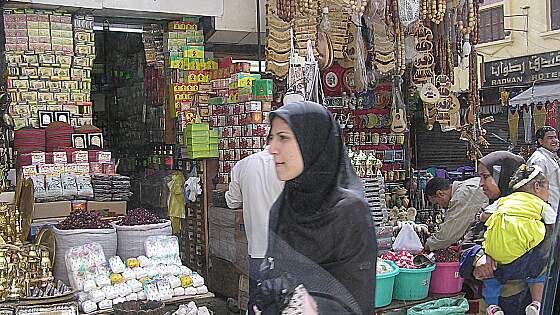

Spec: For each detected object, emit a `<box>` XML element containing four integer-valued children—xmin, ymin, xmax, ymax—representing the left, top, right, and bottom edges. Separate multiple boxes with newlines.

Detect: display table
<box><xmin>375</xmin><ymin>292</ymin><xmax>465</xmax><ymax>314</ymax></box>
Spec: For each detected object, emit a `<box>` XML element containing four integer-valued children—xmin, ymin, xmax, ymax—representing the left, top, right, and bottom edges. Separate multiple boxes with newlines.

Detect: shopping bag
<box><xmin>393</xmin><ymin>223</ymin><xmax>423</xmax><ymax>254</ymax></box>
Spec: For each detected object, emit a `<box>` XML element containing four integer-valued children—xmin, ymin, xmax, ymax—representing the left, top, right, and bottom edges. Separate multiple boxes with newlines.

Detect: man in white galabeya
<box><xmin>225</xmin><ymin>147</ymin><xmax>284</xmax><ymax>314</ymax></box>
<box><xmin>528</xmin><ymin>126</ymin><xmax>560</xmax><ymax>223</ymax></box>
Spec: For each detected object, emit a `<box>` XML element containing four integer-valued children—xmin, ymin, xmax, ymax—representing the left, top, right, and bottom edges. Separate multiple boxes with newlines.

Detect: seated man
<box><xmin>424</xmin><ymin>177</ymin><xmax>489</xmax><ymax>251</ymax></box>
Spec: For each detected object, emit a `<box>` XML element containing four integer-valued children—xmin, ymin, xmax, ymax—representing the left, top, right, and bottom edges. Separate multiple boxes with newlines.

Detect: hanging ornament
<box><xmin>462</xmin><ymin>39</ymin><xmax>471</xmax><ymax>58</ymax></box>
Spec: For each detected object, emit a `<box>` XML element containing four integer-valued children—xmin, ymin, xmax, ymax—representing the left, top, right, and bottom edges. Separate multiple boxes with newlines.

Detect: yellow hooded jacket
<box><xmin>483</xmin><ymin>192</ymin><xmax>547</xmax><ymax>265</ymax></box>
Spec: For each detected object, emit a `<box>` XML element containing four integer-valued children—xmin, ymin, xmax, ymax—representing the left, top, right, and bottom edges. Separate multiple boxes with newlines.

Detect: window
<box><xmin>551</xmin><ymin>0</ymin><xmax>560</xmax><ymax>30</ymax></box>
<box><xmin>479</xmin><ymin>6</ymin><xmax>505</xmax><ymax>43</ymax></box>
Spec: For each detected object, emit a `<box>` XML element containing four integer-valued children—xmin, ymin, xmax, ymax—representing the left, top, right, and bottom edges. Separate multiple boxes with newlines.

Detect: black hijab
<box><xmin>479</xmin><ymin>151</ymin><xmax>525</xmax><ymax>201</ymax></box>
<box><xmin>269</xmin><ymin>101</ymin><xmax>363</xmax><ymax>219</ymax></box>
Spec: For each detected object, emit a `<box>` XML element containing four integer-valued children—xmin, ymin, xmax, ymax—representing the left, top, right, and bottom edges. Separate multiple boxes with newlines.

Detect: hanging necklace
<box><xmin>392</xmin><ymin>0</ymin><xmax>406</xmax><ymax>75</ymax></box>
<box><xmin>458</xmin><ymin>0</ymin><xmax>475</xmax><ymax>36</ymax></box>
<box><xmin>428</xmin><ymin>0</ymin><xmax>446</xmax><ymax>24</ymax></box>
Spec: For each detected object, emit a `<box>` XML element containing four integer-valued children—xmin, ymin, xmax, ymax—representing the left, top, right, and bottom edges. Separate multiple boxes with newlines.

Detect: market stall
<box><xmin>262</xmin><ymin>0</ymin><xmax>488</xmax><ymax>312</ymax></box>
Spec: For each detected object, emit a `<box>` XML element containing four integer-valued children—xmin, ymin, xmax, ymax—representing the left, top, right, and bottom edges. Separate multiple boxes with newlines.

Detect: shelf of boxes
<box><xmin>208</xmin><ymin>61</ymin><xmax>274</xmax><ymax>184</ymax></box>
<box><xmin>3</xmin><ymin>9</ymin><xmax>94</xmax><ymax>129</ymax></box>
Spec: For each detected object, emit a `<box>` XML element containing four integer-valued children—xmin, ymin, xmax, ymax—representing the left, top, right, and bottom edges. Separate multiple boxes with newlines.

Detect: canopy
<box><xmin>509</xmin><ymin>83</ymin><xmax>560</xmax><ymax>107</ymax></box>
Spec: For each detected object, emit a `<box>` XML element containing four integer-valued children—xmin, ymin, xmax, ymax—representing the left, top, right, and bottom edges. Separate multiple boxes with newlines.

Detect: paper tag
<box><xmin>76</xmin><ymin>163</ymin><xmax>90</xmax><ymax>175</ymax></box>
<box><xmin>65</xmin><ymin>163</ymin><xmax>78</xmax><ymax>174</ymax></box>
<box><xmin>22</xmin><ymin>165</ymin><xmax>38</xmax><ymax>178</ymax></box>
<box><xmin>38</xmin><ymin>164</ymin><xmax>54</xmax><ymax>175</ymax></box>
<box><xmin>52</xmin><ymin>163</ymin><xmax>65</xmax><ymax>175</ymax></box>
<box><xmin>31</xmin><ymin>152</ymin><xmax>46</xmax><ymax>165</ymax></box>
<box><xmin>73</xmin><ymin>151</ymin><xmax>88</xmax><ymax>163</ymax></box>
<box><xmin>98</xmin><ymin>151</ymin><xmax>112</xmax><ymax>163</ymax></box>
<box><xmin>53</xmin><ymin>152</ymin><xmax>67</xmax><ymax>164</ymax></box>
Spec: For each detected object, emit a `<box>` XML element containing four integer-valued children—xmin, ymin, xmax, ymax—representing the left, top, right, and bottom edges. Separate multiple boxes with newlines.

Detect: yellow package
<box><xmin>127</xmin><ymin>258</ymin><xmax>140</xmax><ymax>268</ymax></box>
<box><xmin>110</xmin><ymin>273</ymin><xmax>124</xmax><ymax>284</ymax></box>
<box><xmin>180</xmin><ymin>275</ymin><xmax>193</xmax><ymax>287</ymax></box>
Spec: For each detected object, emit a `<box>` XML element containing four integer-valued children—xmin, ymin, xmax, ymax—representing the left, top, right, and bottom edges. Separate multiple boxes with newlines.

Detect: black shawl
<box><xmin>479</xmin><ymin>151</ymin><xmax>525</xmax><ymax>201</ymax></box>
<box><xmin>265</xmin><ymin>101</ymin><xmax>376</xmax><ymax>314</ymax></box>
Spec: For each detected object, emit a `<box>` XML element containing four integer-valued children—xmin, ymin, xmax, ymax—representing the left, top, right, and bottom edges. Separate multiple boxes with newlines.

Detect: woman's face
<box><xmin>269</xmin><ymin>117</ymin><xmax>304</xmax><ymax>181</ymax></box>
<box><xmin>479</xmin><ymin>163</ymin><xmax>501</xmax><ymax>199</ymax></box>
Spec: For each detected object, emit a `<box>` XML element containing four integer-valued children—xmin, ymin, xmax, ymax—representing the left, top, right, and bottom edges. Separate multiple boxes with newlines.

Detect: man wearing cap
<box><xmin>528</xmin><ymin>126</ymin><xmax>560</xmax><ymax>218</ymax></box>
<box><xmin>424</xmin><ymin>177</ymin><xmax>489</xmax><ymax>251</ymax></box>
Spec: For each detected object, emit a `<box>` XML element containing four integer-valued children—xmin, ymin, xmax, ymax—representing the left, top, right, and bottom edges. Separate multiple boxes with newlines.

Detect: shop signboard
<box><xmin>483</xmin><ymin>50</ymin><xmax>560</xmax><ymax>87</ymax></box>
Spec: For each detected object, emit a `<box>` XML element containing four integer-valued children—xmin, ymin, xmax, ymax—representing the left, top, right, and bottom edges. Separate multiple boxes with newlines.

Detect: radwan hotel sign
<box><xmin>484</xmin><ymin>51</ymin><xmax>560</xmax><ymax>87</ymax></box>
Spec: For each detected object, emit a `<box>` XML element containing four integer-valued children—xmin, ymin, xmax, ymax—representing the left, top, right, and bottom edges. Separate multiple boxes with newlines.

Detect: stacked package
<box><xmin>3</xmin><ymin>9</ymin><xmax>95</xmax><ymax>129</ymax></box>
<box><xmin>208</xmin><ymin>60</ymin><xmax>274</xmax><ymax>184</ymax></box>
<box><xmin>181</xmin><ymin>123</ymin><xmax>218</xmax><ymax>159</ymax></box>
<box><xmin>71</xmin><ymin>237</ymin><xmax>208</xmax><ymax>314</ymax></box>
<box><xmin>91</xmin><ymin>175</ymin><xmax>132</xmax><ymax>202</ymax></box>
<box><xmin>164</xmin><ymin>18</ymin><xmax>217</xmax><ymax>135</ymax></box>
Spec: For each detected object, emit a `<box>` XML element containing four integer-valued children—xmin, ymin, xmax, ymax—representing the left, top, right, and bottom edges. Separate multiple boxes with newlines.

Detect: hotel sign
<box><xmin>484</xmin><ymin>50</ymin><xmax>560</xmax><ymax>87</ymax></box>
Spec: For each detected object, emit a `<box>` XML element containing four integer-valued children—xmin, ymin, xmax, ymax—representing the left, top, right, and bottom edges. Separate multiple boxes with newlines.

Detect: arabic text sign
<box><xmin>484</xmin><ymin>51</ymin><xmax>560</xmax><ymax>87</ymax></box>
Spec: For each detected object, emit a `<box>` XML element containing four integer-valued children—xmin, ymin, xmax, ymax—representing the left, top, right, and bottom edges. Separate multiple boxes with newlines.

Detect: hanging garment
<box><xmin>167</xmin><ymin>171</ymin><xmax>186</xmax><ymax>234</ymax></box>
<box><xmin>533</xmin><ymin>103</ymin><xmax>548</xmax><ymax>134</ymax></box>
<box><xmin>522</xmin><ymin>105</ymin><xmax>533</xmax><ymax>144</ymax></box>
<box><xmin>508</xmin><ymin>108</ymin><xmax>519</xmax><ymax>146</ymax></box>
<box><xmin>547</xmin><ymin>100</ymin><xmax>559</xmax><ymax>131</ymax></box>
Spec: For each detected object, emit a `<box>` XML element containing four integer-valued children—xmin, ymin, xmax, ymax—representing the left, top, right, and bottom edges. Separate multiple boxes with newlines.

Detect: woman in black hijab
<box><xmin>472</xmin><ymin>151</ymin><xmax>540</xmax><ymax>315</ymax></box>
<box><xmin>255</xmin><ymin>101</ymin><xmax>376</xmax><ymax>314</ymax></box>
<box><xmin>478</xmin><ymin>151</ymin><xmax>525</xmax><ymax>203</ymax></box>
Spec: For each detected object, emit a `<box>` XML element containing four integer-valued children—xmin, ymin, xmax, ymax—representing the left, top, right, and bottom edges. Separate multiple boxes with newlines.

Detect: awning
<box><xmin>509</xmin><ymin>82</ymin><xmax>560</xmax><ymax>107</ymax></box>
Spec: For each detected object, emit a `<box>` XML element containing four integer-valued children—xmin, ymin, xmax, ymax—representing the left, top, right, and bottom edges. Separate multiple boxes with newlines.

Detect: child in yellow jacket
<box><xmin>482</xmin><ymin>164</ymin><xmax>553</xmax><ymax>315</ymax></box>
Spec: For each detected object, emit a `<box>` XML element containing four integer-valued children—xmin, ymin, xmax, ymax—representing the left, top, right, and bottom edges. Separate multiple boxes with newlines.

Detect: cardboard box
<box><xmin>33</xmin><ymin>201</ymin><xmax>72</xmax><ymax>219</ymax></box>
<box><xmin>87</xmin><ymin>201</ymin><xmax>127</xmax><ymax>215</ymax></box>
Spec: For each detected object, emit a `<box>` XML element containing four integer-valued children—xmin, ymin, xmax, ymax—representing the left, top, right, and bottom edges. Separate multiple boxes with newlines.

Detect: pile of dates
<box><xmin>117</xmin><ymin>208</ymin><xmax>164</xmax><ymax>226</ymax></box>
<box><xmin>432</xmin><ymin>248</ymin><xmax>461</xmax><ymax>262</ymax></box>
<box><xmin>57</xmin><ymin>211</ymin><xmax>112</xmax><ymax>230</ymax></box>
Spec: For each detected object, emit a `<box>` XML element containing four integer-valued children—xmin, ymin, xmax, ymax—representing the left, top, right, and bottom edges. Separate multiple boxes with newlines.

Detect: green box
<box><xmin>186</xmin><ymin>123</ymin><xmax>209</xmax><ymax>132</ymax></box>
<box><xmin>253</xmin><ymin>79</ymin><xmax>273</xmax><ymax>97</ymax></box>
<box><xmin>209</xmin><ymin>137</ymin><xmax>218</xmax><ymax>144</ymax></box>
<box><xmin>207</xmin><ymin>150</ymin><xmax>219</xmax><ymax>158</ymax></box>
<box><xmin>209</xmin><ymin>97</ymin><xmax>225</xmax><ymax>105</ymax></box>
<box><xmin>209</xmin><ymin>129</ymin><xmax>218</xmax><ymax>138</ymax></box>
<box><xmin>186</xmin><ymin>143</ymin><xmax>209</xmax><ymax>152</ymax></box>
<box><xmin>186</xmin><ymin>151</ymin><xmax>211</xmax><ymax>159</ymax></box>
<box><xmin>185</xmin><ymin>135</ymin><xmax>210</xmax><ymax>145</ymax></box>
<box><xmin>184</xmin><ymin>130</ymin><xmax>209</xmax><ymax>139</ymax></box>
<box><xmin>209</xmin><ymin>143</ymin><xmax>218</xmax><ymax>151</ymax></box>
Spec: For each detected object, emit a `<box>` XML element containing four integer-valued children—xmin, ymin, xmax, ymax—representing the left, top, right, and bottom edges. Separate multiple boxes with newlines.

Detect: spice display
<box><xmin>56</xmin><ymin>210</ymin><xmax>112</xmax><ymax>230</ymax></box>
<box><xmin>432</xmin><ymin>247</ymin><xmax>460</xmax><ymax>263</ymax></box>
<box><xmin>117</xmin><ymin>208</ymin><xmax>164</xmax><ymax>226</ymax></box>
